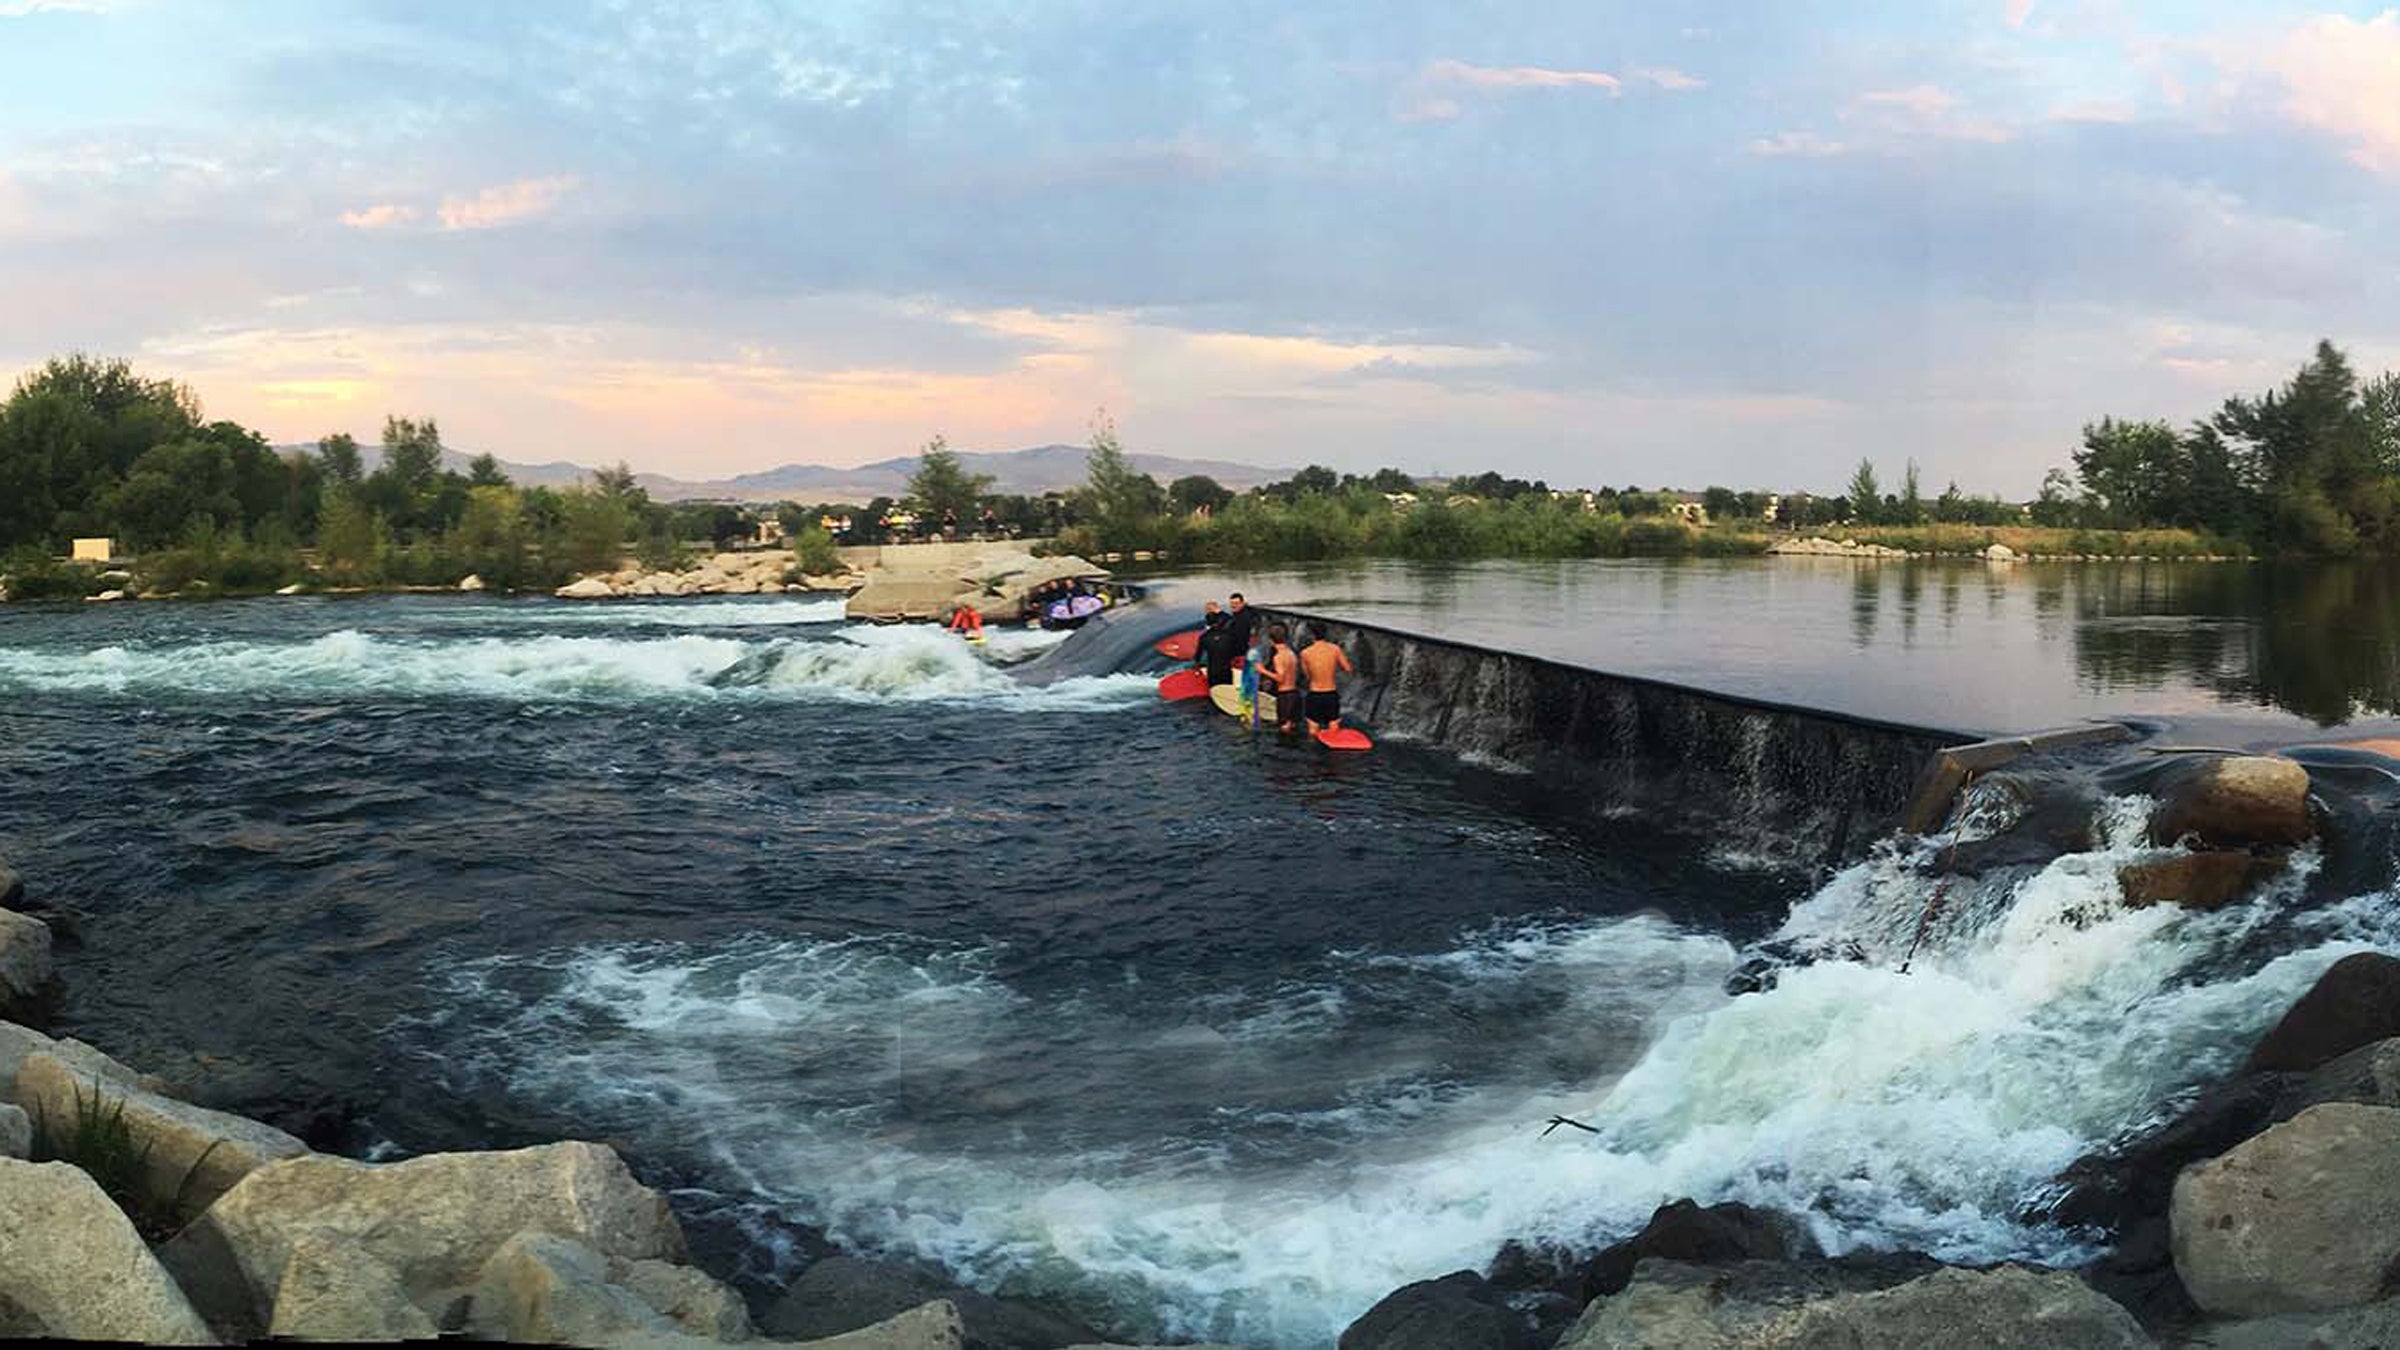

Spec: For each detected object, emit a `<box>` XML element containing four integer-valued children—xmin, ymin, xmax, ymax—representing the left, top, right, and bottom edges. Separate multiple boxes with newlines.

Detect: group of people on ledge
<box><xmin>1192</xmin><ymin>592</ymin><xmax>1353</xmax><ymax>735</ymax></box>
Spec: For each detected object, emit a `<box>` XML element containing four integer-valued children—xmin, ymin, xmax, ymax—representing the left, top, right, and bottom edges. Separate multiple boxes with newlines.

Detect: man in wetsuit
<box><xmin>1195</xmin><ymin>610</ymin><xmax>1240</xmax><ymax>688</ymax></box>
<box><xmin>1297</xmin><ymin>626</ymin><xmax>1353</xmax><ymax>734</ymax></box>
<box><xmin>1223</xmin><ymin>592</ymin><xmax>1259</xmax><ymax>652</ymax></box>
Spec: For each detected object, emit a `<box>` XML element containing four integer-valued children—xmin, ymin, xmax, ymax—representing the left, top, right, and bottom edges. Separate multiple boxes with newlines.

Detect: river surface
<box><xmin>2</xmin><ymin>558</ymin><xmax>2398</xmax><ymax>1347</ymax></box>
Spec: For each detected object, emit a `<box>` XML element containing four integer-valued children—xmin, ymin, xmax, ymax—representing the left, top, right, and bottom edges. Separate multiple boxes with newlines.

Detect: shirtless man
<box><xmin>1265</xmin><ymin>623</ymin><xmax>1302</xmax><ymax>733</ymax></box>
<box><xmin>1296</xmin><ymin>627</ymin><xmax>1353</xmax><ymax>734</ymax></box>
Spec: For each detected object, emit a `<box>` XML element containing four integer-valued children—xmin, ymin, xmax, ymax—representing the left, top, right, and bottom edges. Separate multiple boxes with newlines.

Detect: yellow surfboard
<box><xmin>1208</xmin><ymin>684</ymin><xmax>1259</xmax><ymax>723</ymax></box>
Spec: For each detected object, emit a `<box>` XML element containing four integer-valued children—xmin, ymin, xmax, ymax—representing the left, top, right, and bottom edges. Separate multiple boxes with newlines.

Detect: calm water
<box><xmin>1202</xmin><ymin>556</ymin><xmax>2400</xmax><ymax>738</ymax></box>
<box><xmin>1</xmin><ymin>562</ymin><xmax>2395</xmax><ymax>1347</ymax></box>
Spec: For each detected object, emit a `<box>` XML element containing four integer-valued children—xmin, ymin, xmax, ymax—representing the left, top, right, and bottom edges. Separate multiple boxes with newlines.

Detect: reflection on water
<box><xmin>1195</xmin><ymin>557</ymin><xmax>2400</xmax><ymax>736</ymax></box>
<box><xmin>2073</xmin><ymin>562</ymin><xmax>2400</xmax><ymax>728</ymax></box>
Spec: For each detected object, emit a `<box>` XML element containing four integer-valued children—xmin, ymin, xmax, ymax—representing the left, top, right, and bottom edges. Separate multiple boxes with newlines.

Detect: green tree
<box><xmin>317</xmin><ymin>433</ymin><xmax>364</xmax><ymax>484</ymax></box>
<box><xmin>466</xmin><ymin>452</ymin><xmax>510</xmax><ymax>488</ymax></box>
<box><xmin>1898</xmin><ymin>460</ymin><xmax>1925</xmax><ymax>525</ymax></box>
<box><xmin>554</xmin><ymin>487</ymin><xmax>631</xmax><ymax>575</ymax></box>
<box><xmin>904</xmin><ymin>436</ymin><xmax>994</xmax><ymax>521</ymax></box>
<box><xmin>1847</xmin><ymin>459</ymin><xmax>1882</xmax><ymax>525</ymax></box>
<box><xmin>2028</xmin><ymin>468</ymin><xmax>2079</xmax><ymax>528</ymax></box>
<box><xmin>1701</xmin><ymin>485</ymin><xmax>1740</xmax><ymax>520</ymax></box>
<box><xmin>1168</xmin><ymin>474</ymin><xmax>1233</xmax><ymax>515</ymax></box>
<box><xmin>1081</xmin><ymin>416</ymin><xmax>1163</xmax><ymax>542</ymax></box>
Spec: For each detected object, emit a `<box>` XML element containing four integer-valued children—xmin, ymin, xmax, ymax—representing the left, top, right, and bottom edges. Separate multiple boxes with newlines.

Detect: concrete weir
<box><xmin>1258</xmin><ymin>607</ymin><xmax>2133</xmax><ymax>863</ymax></box>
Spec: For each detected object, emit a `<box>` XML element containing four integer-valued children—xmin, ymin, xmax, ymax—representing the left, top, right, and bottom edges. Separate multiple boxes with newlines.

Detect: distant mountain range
<box><xmin>399</xmin><ymin>443</ymin><xmax>1293</xmax><ymax>503</ymax></box>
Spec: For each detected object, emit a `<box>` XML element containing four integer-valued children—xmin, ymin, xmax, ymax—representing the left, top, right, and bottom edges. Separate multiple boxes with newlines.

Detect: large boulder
<box><xmin>158</xmin><ymin>1140</ymin><xmax>686</xmax><ymax>1339</ymax></box>
<box><xmin>1765</xmin><ymin>1265</ymin><xmax>2149</xmax><ymax>1349</ymax></box>
<box><xmin>1576</xmin><ymin>1200</ymin><xmax>1820</xmax><ymax>1302</ymax></box>
<box><xmin>0</xmin><ymin>1157</ymin><xmax>215</xmax><ymax>1344</ymax></box>
<box><xmin>2147</xmin><ymin>756</ymin><xmax>2312</xmax><ymax>849</ymax></box>
<box><xmin>2190</xmin><ymin>1298</ymin><xmax>2400</xmax><ymax>1348</ymax></box>
<box><xmin>2243</xmin><ymin>952</ymin><xmax>2400</xmax><ymax>1074</ymax></box>
<box><xmin>266</xmin><ymin>1234</ymin><xmax>438</xmax><ymax>1341</ymax></box>
<box><xmin>1553</xmin><ymin>1255</ymin><xmax>1940</xmax><ymax>1349</ymax></box>
<box><xmin>2170</xmin><ymin>1103</ymin><xmax>2400</xmax><ymax>1315</ymax></box>
<box><xmin>470</xmin><ymin>1228</ymin><xmax>703</xmax><ymax>1346</ymax></box>
<box><xmin>761</xmin><ymin>1255</ymin><xmax>1101</xmax><ymax>1349</ymax></box>
<box><xmin>557</xmin><ymin>576</ymin><xmax>618</xmax><ymax>599</ymax></box>
<box><xmin>0</xmin><ymin>909</ymin><xmax>54</xmax><ymax>1021</ymax></box>
<box><xmin>0</xmin><ymin>1102</ymin><xmax>26</xmax><ymax>1159</ymax></box>
<box><xmin>14</xmin><ymin>1051</ymin><xmax>309</xmax><ymax>1221</ymax></box>
<box><xmin>2277</xmin><ymin>1036</ymin><xmax>2400</xmax><ymax>1115</ymax></box>
<box><xmin>0</xmin><ymin>1020</ymin><xmax>154</xmax><ymax>1103</ymax></box>
<box><xmin>1337</xmin><ymin>1270</ymin><xmax>1534</xmax><ymax>1350</ymax></box>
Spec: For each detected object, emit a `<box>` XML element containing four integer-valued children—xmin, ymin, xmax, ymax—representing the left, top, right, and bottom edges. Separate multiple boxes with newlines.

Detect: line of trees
<box><xmin>2025</xmin><ymin>342</ymin><xmax>2400</xmax><ymax>553</ymax></box>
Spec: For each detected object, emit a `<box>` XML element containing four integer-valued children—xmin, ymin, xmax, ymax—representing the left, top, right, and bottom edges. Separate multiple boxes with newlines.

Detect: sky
<box><xmin>3</xmin><ymin>1</ymin><xmax>2398</xmax><ymax>492</ymax></box>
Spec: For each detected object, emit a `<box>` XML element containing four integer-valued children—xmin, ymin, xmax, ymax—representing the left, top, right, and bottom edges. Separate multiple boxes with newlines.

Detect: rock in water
<box><xmin>2147</xmin><ymin>756</ymin><xmax>2312</xmax><ymax>848</ymax></box>
<box><xmin>2170</xmin><ymin>1102</ymin><xmax>2400</xmax><ymax>1315</ymax></box>
<box><xmin>471</xmin><ymin>1229</ymin><xmax>690</xmax><ymax>1345</ymax></box>
<box><xmin>159</xmin><ymin>1140</ymin><xmax>685</xmax><ymax>1340</ymax></box>
<box><xmin>2189</xmin><ymin>1299</ymin><xmax>2400</xmax><ymax>1348</ymax></box>
<box><xmin>0</xmin><ymin>910</ymin><xmax>53</xmax><ymax>1021</ymax></box>
<box><xmin>1338</xmin><ymin>1270</ymin><xmax>1534</xmax><ymax>1350</ymax></box>
<box><xmin>1576</xmin><ymin>1200</ymin><xmax>1821</xmax><ymax>1302</ymax></box>
<box><xmin>267</xmin><ymin>1235</ymin><xmax>438</xmax><ymax>1342</ymax></box>
<box><xmin>2117</xmin><ymin>851</ymin><xmax>2273</xmax><ymax>910</ymax></box>
<box><xmin>761</xmin><ymin>1253</ymin><xmax>1101</xmax><ymax>1348</ymax></box>
<box><xmin>2243</xmin><ymin>952</ymin><xmax>2400</xmax><ymax>1073</ymax></box>
<box><xmin>2277</xmin><ymin>1036</ymin><xmax>2400</xmax><ymax>1115</ymax></box>
<box><xmin>0</xmin><ymin>1157</ymin><xmax>215</xmax><ymax>1344</ymax></box>
<box><xmin>0</xmin><ymin>857</ymin><xmax>21</xmax><ymax>907</ymax></box>
<box><xmin>13</xmin><ymin>1051</ymin><xmax>309</xmax><ymax>1221</ymax></box>
<box><xmin>457</xmin><ymin>573</ymin><xmax>486</xmax><ymax>592</ymax></box>
<box><xmin>556</xmin><ymin>576</ymin><xmax>616</xmax><ymax>599</ymax></box>
<box><xmin>0</xmin><ymin>1102</ymin><xmax>26</xmax><ymax>1159</ymax></box>
<box><xmin>1766</xmin><ymin>1265</ymin><xmax>2148</xmax><ymax>1349</ymax></box>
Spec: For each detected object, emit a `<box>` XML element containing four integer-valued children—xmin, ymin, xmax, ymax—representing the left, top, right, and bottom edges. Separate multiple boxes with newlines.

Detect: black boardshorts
<box><xmin>1304</xmin><ymin>690</ymin><xmax>1340</xmax><ymax>724</ymax></box>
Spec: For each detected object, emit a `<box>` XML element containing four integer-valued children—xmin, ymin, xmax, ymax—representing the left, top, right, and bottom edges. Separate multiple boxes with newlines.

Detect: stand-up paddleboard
<box><xmin>1155</xmin><ymin>630</ymin><xmax>1200</xmax><ymax>661</ymax></box>
<box><xmin>1158</xmin><ymin>669</ymin><xmax>1211</xmax><ymax>702</ymax></box>
<box><xmin>1315</xmin><ymin>727</ymin><xmax>1373</xmax><ymax>752</ymax></box>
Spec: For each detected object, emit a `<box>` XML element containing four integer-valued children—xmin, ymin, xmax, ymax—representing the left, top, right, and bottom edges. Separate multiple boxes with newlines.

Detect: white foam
<box><xmin>0</xmin><ymin>626</ymin><xmax>1150</xmax><ymax>710</ymax></box>
<box><xmin>415</xmin><ymin>800</ymin><xmax>2400</xmax><ymax>1348</ymax></box>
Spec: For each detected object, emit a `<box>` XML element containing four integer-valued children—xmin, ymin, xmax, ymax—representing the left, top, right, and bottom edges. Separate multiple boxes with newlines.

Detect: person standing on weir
<box><xmin>1298</xmin><ymin>626</ymin><xmax>1353</xmax><ymax>734</ymax></box>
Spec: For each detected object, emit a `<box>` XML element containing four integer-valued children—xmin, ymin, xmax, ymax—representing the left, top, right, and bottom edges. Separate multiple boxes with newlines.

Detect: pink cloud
<box><xmin>1846</xmin><ymin>84</ymin><xmax>2011</xmax><ymax>143</ymax></box>
<box><xmin>1401</xmin><ymin>57</ymin><xmax>1702</xmax><ymax>122</ymax></box>
<box><xmin>437</xmin><ymin>175</ymin><xmax>578</xmax><ymax>231</ymax></box>
<box><xmin>2260</xmin><ymin>10</ymin><xmax>2400</xmax><ymax>174</ymax></box>
<box><xmin>338</xmin><ymin>202</ymin><xmax>417</xmax><ymax>230</ymax></box>
<box><xmin>1854</xmin><ymin>84</ymin><xmax>1960</xmax><ymax>117</ymax></box>
<box><xmin>2004</xmin><ymin>0</ymin><xmax>2036</xmax><ymax>30</ymax></box>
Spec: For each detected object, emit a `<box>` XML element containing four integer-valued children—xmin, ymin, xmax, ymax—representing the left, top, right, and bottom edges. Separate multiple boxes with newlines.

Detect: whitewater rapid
<box><xmin>0</xmin><ymin>621</ymin><xmax>1125</xmax><ymax>709</ymax></box>
<box><xmin>411</xmin><ymin>791</ymin><xmax>2400</xmax><ymax>1347</ymax></box>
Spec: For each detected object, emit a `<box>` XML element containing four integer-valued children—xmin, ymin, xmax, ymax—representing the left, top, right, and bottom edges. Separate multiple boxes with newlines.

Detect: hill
<box><xmin>387</xmin><ymin>444</ymin><xmax>1292</xmax><ymax>502</ymax></box>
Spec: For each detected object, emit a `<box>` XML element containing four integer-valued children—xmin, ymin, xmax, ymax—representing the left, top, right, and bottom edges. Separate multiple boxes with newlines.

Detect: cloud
<box><xmin>1424</xmin><ymin>58</ymin><xmax>1621</xmax><ymax>93</ymax></box>
<box><xmin>2004</xmin><ymin>0</ymin><xmax>2036</xmax><ymax>31</ymax></box>
<box><xmin>339</xmin><ymin>203</ymin><xmax>417</xmax><ymax>230</ymax></box>
<box><xmin>1846</xmin><ymin>84</ymin><xmax>2011</xmax><ymax>143</ymax></box>
<box><xmin>1630</xmin><ymin>66</ymin><xmax>1706</xmax><ymax>91</ymax></box>
<box><xmin>2259</xmin><ymin>10</ymin><xmax>2400</xmax><ymax>174</ymax></box>
<box><xmin>437</xmin><ymin>176</ymin><xmax>578</xmax><ymax>231</ymax></box>
<box><xmin>1749</xmin><ymin>130</ymin><xmax>1846</xmax><ymax>158</ymax></box>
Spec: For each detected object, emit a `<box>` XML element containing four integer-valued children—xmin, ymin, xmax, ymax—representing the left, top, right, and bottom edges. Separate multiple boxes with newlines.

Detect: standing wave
<box><xmin>0</xmin><ymin>626</ymin><xmax>1149</xmax><ymax>709</ymax></box>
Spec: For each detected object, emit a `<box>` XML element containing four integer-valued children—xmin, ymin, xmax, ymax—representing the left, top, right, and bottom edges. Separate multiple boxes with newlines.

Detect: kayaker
<box><xmin>1297</xmin><ymin>625</ymin><xmax>1354</xmax><ymax>734</ymax></box>
<box><xmin>947</xmin><ymin>604</ymin><xmax>984</xmax><ymax>638</ymax></box>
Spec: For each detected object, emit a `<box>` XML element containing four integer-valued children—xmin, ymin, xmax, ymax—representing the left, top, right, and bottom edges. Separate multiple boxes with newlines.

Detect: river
<box><xmin>2</xmin><ymin>557</ymin><xmax>2397</xmax><ymax>1347</ymax></box>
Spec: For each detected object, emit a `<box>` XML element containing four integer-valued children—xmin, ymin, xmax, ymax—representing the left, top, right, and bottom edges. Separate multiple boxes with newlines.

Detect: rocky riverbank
<box><xmin>1766</xmin><ymin>536</ymin><xmax>2250</xmax><ymax>563</ymax></box>
<box><xmin>0</xmin><ymin>856</ymin><xmax>1218</xmax><ymax>1349</ymax></box>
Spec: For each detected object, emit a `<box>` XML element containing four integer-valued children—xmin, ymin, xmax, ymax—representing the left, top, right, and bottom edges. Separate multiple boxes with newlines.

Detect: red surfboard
<box><xmin>1154</xmin><ymin>630</ymin><xmax>1201</xmax><ymax>661</ymax></box>
<box><xmin>1158</xmin><ymin>669</ymin><xmax>1211</xmax><ymax>702</ymax></box>
<box><xmin>1315</xmin><ymin>728</ymin><xmax>1373</xmax><ymax>752</ymax></box>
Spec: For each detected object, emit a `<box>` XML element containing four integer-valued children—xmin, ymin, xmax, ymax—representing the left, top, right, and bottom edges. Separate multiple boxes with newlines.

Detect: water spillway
<box><xmin>1248</xmin><ymin>607</ymin><xmax>1971</xmax><ymax>865</ymax></box>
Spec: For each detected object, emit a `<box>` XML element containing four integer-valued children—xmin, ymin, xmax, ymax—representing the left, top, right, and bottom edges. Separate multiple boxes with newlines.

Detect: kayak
<box><xmin>1157</xmin><ymin>669</ymin><xmax>1211</xmax><ymax>702</ymax></box>
<box><xmin>1315</xmin><ymin>727</ymin><xmax>1373</xmax><ymax>752</ymax></box>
